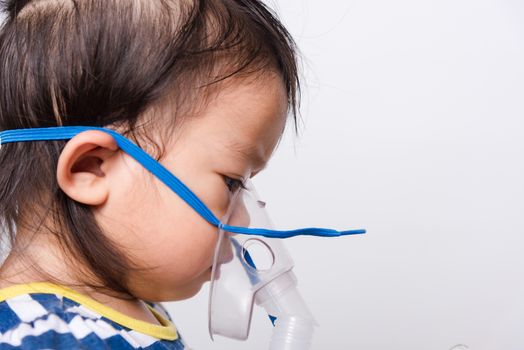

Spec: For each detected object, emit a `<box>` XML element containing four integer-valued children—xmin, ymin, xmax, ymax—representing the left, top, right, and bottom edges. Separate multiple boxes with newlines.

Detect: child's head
<box><xmin>0</xmin><ymin>0</ymin><xmax>299</xmax><ymax>301</ymax></box>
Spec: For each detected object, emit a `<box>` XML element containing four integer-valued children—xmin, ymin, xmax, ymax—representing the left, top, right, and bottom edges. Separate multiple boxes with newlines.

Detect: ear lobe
<box><xmin>56</xmin><ymin>130</ymin><xmax>120</xmax><ymax>206</ymax></box>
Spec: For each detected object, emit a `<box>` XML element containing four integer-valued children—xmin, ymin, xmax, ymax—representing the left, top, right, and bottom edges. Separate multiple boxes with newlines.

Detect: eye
<box><xmin>224</xmin><ymin>175</ymin><xmax>247</xmax><ymax>193</ymax></box>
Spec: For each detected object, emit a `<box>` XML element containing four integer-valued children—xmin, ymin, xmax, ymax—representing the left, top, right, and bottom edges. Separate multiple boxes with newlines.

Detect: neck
<box><xmin>0</xmin><ymin>230</ymin><xmax>161</xmax><ymax>325</ymax></box>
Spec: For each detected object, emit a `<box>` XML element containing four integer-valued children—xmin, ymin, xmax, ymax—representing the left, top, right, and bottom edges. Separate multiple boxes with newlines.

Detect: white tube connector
<box><xmin>256</xmin><ymin>271</ymin><xmax>318</xmax><ymax>350</ymax></box>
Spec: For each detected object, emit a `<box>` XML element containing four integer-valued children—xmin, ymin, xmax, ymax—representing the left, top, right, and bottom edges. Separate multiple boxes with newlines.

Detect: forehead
<box><xmin>224</xmin><ymin>76</ymin><xmax>287</xmax><ymax>164</ymax></box>
<box><xmin>188</xmin><ymin>73</ymin><xmax>289</xmax><ymax>169</ymax></box>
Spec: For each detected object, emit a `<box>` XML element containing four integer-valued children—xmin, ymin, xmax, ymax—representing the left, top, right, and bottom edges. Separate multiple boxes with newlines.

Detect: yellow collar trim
<box><xmin>0</xmin><ymin>282</ymin><xmax>178</xmax><ymax>341</ymax></box>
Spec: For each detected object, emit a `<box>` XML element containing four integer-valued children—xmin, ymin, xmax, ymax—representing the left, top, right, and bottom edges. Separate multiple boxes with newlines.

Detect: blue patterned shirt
<box><xmin>0</xmin><ymin>282</ymin><xmax>189</xmax><ymax>349</ymax></box>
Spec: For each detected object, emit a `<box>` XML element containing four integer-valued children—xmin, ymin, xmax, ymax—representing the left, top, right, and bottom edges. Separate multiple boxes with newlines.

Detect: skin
<box><xmin>0</xmin><ymin>72</ymin><xmax>288</xmax><ymax>325</ymax></box>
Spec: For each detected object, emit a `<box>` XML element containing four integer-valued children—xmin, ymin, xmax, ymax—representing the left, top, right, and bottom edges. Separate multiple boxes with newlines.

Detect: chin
<box><xmin>181</xmin><ymin>283</ymin><xmax>205</xmax><ymax>300</ymax></box>
<box><xmin>160</xmin><ymin>270</ymin><xmax>212</xmax><ymax>301</ymax></box>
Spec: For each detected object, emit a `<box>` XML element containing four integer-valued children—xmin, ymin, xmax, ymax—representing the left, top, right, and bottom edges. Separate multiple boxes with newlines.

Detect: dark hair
<box><xmin>0</xmin><ymin>0</ymin><xmax>300</xmax><ymax>298</ymax></box>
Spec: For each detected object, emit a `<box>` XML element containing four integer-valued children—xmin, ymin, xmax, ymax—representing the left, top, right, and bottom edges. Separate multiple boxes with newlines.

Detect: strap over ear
<box><xmin>0</xmin><ymin>126</ymin><xmax>367</xmax><ymax>239</ymax></box>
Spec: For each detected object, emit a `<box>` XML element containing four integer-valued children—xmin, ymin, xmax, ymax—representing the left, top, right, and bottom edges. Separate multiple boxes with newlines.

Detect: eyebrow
<box><xmin>227</xmin><ymin>140</ymin><xmax>267</xmax><ymax>171</ymax></box>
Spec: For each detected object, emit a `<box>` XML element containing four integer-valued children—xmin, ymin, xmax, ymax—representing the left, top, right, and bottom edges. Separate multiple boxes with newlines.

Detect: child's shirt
<box><xmin>0</xmin><ymin>282</ymin><xmax>190</xmax><ymax>349</ymax></box>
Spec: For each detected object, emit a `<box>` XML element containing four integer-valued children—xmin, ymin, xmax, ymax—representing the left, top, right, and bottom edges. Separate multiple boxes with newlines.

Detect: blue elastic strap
<box><xmin>0</xmin><ymin>126</ymin><xmax>367</xmax><ymax>239</ymax></box>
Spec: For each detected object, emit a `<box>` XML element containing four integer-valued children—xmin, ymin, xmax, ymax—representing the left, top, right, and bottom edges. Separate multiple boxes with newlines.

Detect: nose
<box><xmin>216</xmin><ymin>198</ymin><xmax>250</xmax><ymax>265</ymax></box>
<box><xmin>227</xmin><ymin>198</ymin><xmax>250</xmax><ymax>228</ymax></box>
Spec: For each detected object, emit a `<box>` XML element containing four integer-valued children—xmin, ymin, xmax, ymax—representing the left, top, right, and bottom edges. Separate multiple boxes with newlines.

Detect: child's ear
<box><xmin>56</xmin><ymin>130</ymin><xmax>120</xmax><ymax>205</ymax></box>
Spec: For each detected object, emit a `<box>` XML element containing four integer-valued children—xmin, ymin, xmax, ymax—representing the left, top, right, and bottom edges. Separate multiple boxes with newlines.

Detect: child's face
<box><xmin>93</xmin><ymin>72</ymin><xmax>288</xmax><ymax>301</ymax></box>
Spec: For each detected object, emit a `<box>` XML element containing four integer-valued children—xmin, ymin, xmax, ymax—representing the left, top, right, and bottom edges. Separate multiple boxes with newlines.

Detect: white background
<box><xmin>167</xmin><ymin>0</ymin><xmax>524</xmax><ymax>349</ymax></box>
<box><xmin>2</xmin><ymin>0</ymin><xmax>523</xmax><ymax>349</ymax></box>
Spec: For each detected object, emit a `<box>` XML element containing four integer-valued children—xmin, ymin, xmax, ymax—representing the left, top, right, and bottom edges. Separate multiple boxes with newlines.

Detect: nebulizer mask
<box><xmin>0</xmin><ymin>126</ymin><xmax>366</xmax><ymax>350</ymax></box>
<box><xmin>209</xmin><ymin>179</ymin><xmax>327</xmax><ymax>349</ymax></box>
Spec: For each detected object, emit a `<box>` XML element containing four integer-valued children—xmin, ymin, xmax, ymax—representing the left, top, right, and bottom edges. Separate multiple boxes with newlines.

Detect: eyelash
<box><xmin>224</xmin><ymin>176</ymin><xmax>247</xmax><ymax>193</ymax></box>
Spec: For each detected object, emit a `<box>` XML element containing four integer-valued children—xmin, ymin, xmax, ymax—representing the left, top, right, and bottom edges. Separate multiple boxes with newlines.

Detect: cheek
<box><xmin>96</xmin><ymin>153</ymin><xmax>233</xmax><ymax>298</ymax></box>
<box><xmin>132</xmin><ymin>192</ymin><xmax>220</xmax><ymax>280</ymax></box>
<box><xmin>126</xmin><ymin>173</ymin><xmax>228</xmax><ymax>282</ymax></box>
<box><xmin>152</xmin><ymin>215</ymin><xmax>218</xmax><ymax>280</ymax></box>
